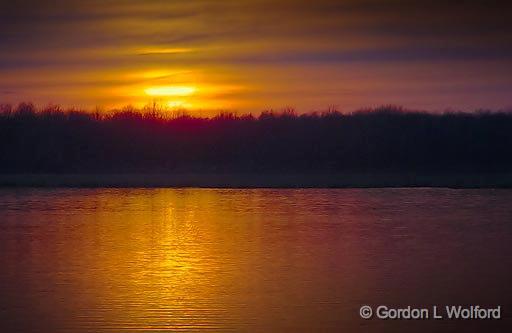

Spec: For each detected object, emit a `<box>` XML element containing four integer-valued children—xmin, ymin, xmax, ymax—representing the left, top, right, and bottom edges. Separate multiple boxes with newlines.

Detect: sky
<box><xmin>1</xmin><ymin>0</ymin><xmax>512</xmax><ymax>113</ymax></box>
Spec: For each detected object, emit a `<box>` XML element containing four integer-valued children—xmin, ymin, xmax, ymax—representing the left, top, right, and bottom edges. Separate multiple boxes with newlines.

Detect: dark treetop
<box><xmin>1</xmin><ymin>103</ymin><xmax>511</xmax><ymax>174</ymax></box>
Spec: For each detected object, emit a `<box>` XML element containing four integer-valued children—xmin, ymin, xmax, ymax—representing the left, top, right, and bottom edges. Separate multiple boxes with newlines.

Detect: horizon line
<box><xmin>2</xmin><ymin>101</ymin><xmax>512</xmax><ymax>116</ymax></box>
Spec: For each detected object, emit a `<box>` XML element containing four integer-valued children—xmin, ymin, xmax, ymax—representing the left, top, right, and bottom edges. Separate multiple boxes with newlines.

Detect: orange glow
<box><xmin>145</xmin><ymin>86</ymin><xmax>196</xmax><ymax>97</ymax></box>
<box><xmin>1</xmin><ymin>1</ymin><xmax>511</xmax><ymax>112</ymax></box>
<box><xmin>137</xmin><ymin>47</ymin><xmax>194</xmax><ymax>55</ymax></box>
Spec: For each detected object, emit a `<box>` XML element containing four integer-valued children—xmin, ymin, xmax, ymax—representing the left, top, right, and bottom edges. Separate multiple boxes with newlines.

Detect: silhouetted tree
<box><xmin>0</xmin><ymin>103</ymin><xmax>511</xmax><ymax>173</ymax></box>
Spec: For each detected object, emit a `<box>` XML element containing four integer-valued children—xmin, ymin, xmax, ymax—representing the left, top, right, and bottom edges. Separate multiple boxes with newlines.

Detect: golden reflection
<box><xmin>1</xmin><ymin>188</ymin><xmax>368</xmax><ymax>332</ymax></box>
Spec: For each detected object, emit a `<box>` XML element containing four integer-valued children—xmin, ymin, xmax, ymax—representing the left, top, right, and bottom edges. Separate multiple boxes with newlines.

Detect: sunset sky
<box><xmin>1</xmin><ymin>0</ymin><xmax>511</xmax><ymax>113</ymax></box>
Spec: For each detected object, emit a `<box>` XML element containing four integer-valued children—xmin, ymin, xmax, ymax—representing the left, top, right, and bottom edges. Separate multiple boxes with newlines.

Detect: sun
<box><xmin>143</xmin><ymin>85</ymin><xmax>196</xmax><ymax>109</ymax></box>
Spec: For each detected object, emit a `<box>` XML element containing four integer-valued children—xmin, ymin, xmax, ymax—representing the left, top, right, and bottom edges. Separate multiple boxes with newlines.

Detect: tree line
<box><xmin>1</xmin><ymin>103</ymin><xmax>511</xmax><ymax>173</ymax></box>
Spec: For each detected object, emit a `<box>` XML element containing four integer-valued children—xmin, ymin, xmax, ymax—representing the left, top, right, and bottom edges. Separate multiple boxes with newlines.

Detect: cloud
<box><xmin>1</xmin><ymin>0</ymin><xmax>511</xmax><ymax>111</ymax></box>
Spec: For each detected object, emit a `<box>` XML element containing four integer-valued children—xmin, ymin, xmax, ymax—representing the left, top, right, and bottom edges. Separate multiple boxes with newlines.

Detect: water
<box><xmin>0</xmin><ymin>188</ymin><xmax>511</xmax><ymax>332</ymax></box>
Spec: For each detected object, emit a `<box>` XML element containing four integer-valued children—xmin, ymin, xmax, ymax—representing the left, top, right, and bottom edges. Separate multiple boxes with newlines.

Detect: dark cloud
<box><xmin>2</xmin><ymin>0</ymin><xmax>511</xmax><ymax>56</ymax></box>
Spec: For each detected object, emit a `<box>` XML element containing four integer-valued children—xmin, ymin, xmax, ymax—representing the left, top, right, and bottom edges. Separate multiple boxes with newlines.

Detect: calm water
<box><xmin>0</xmin><ymin>188</ymin><xmax>511</xmax><ymax>332</ymax></box>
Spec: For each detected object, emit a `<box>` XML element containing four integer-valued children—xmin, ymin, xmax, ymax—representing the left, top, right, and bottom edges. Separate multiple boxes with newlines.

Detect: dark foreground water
<box><xmin>0</xmin><ymin>188</ymin><xmax>511</xmax><ymax>332</ymax></box>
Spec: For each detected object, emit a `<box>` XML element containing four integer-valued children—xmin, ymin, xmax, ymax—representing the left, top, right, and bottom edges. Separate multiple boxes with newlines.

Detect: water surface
<box><xmin>0</xmin><ymin>188</ymin><xmax>511</xmax><ymax>332</ymax></box>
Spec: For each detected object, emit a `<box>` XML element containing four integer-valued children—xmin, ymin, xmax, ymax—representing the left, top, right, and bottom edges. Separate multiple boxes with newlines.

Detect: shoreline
<box><xmin>1</xmin><ymin>173</ymin><xmax>512</xmax><ymax>189</ymax></box>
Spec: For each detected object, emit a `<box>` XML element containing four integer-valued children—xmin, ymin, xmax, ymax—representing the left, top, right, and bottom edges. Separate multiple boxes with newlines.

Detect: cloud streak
<box><xmin>1</xmin><ymin>0</ymin><xmax>511</xmax><ymax>111</ymax></box>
